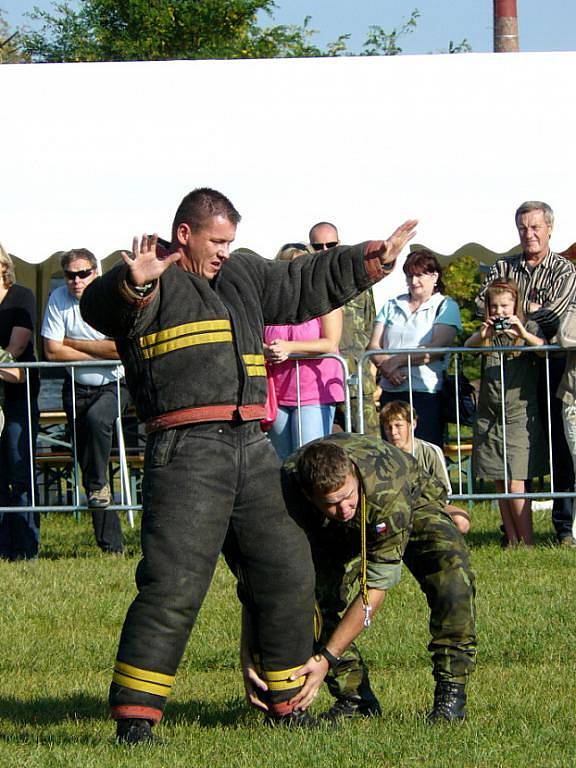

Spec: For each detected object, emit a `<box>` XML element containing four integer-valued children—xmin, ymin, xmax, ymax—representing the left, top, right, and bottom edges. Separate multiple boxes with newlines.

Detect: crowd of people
<box><xmin>0</xmin><ymin>192</ymin><xmax>574</xmax><ymax>742</ymax></box>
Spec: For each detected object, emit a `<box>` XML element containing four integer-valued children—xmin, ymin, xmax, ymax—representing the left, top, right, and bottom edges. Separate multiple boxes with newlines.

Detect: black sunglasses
<box><xmin>310</xmin><ymin>241</ymin><xmax>338</xmax><ymax>251</ymax></box>
<box><xmin>64</xmin><ymin>268</ymin><xmax>94</xmax><ymax>280</ymax></box>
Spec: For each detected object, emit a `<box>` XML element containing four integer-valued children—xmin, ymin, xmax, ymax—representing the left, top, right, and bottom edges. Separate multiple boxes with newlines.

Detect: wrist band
<box><xmin>319</xmin><ymin>646</ymin><xmax>340</xmax><ymax>669</ymax></box>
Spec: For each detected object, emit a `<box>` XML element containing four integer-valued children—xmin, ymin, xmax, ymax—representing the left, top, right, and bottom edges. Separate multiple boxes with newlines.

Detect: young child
<box><xmin>465</xmin><ymin>279</ymin><xmax>545</xmax><ymax>546</ymax></box>
<box><xmin>380</xmin><ymin>400</ymin><xmax>470</xmax><ymax>534</ymax></box>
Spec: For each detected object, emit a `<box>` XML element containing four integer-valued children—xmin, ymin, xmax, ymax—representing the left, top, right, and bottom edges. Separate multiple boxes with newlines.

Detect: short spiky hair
<box><xmin>296</xmin><ymin>441</ymin><xmax>355</xmax><ymax>497</ymax></box>
<box><xmin>171</xmin><ymin>187</ymin><xmax>241</xmax><ymax>240</ymax></box>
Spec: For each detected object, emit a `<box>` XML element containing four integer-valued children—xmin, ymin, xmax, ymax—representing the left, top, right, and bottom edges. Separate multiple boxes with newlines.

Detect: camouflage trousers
<box><xmin>315</xmin><ymin>506</ymin><xmax>477</xmax><ymax>702</ymax></box>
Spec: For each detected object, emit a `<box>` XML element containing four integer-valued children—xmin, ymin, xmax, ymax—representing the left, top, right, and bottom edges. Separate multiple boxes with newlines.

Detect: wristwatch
<box><xmin>318</xmin><ymin>646</ymin><xmax>340</xmax><ymax>669</ymax></box>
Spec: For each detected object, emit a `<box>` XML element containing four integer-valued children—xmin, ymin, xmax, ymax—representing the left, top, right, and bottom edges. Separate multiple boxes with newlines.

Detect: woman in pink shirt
<box><xmin>264</xmin><ymin>245</ymin><xmax>344</xmax><ymax>460</ymax></box>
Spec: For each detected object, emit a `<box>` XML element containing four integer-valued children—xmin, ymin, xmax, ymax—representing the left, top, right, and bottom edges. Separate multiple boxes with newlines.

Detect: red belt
<box><xmin>145</xmin><ymin>404</ymin><xmax>266</xmax><ymax>433</ymax></box>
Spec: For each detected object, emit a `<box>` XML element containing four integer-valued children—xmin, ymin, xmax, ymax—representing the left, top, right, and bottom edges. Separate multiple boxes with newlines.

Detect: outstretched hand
<box><xmin>382</xmin><ymin>219</ymin><xmax>418</xmax><ymax>263</ymax></box>
<box><xmin>121</xmin><ymin>234</ymin><xmax>181</xmax><ymax>286</ymax></box>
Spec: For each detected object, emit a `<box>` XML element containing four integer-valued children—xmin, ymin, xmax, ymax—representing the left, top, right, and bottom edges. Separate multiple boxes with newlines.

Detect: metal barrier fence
<box><xmin>1</xmin><ymin>346</ymin><xmax>575</xmax><ymax>525</ymax></box>
<box><xmin>359</xmin><ymin>344</ymin><xmax>576</xmax><ymax>510</ymax></box>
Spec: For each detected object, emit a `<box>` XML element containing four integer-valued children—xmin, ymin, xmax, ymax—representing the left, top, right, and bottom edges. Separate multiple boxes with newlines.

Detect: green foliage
<box><xmin>0</xmin><ymin>9</ymin><xmax>27</xmax><ymax>62</ymax></box>
<box><xmin>0</xmin><ymin>508</ymin><xmax>574</xmax><ymax>767</ymax></box>
<box><xmin>18</xmin><ymin>1</ymin><xmax>472</xmax><ymax>63</ymax></box>
<box><xmin>443</xmin><ymin>254</ymin><xmax>482</xmax><ymax>340</ymax></box>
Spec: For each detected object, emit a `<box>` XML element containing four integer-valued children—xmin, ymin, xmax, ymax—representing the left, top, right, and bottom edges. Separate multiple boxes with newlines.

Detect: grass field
<box><xmin>1</xmin><ymin>504</ymin><xmax>575</xmax><ymax>768</ymax></box>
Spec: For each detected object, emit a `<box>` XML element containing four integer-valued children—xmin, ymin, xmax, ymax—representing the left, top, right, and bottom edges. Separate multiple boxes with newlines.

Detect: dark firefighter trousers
<box><xmin>109</xmin><ymin>420</ymin><xmax>315</xmax><ymax>723</ymax></box>
<box><xmin>315</xmin><ymin>505</ymin><xmax>477</xmax><ymax>702</ymax></box>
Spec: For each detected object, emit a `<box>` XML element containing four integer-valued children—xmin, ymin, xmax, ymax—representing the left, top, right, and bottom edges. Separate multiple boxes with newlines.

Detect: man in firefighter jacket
<box><xmin>80</xmin><ymin>187</ymin><xmax>417</xmax><ymax>743</ymax></box>
<box><xmin>267</xmin><ymin>433</ymin><xmax>477</xmax><ymax>723</ymax></box>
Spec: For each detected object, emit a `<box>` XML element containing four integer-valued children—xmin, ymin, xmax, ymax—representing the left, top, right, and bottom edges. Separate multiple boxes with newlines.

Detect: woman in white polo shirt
<box><xmin>368</xmin><ymin>249</ymin><xmax>461</xmax><ymax>447</ymax></box>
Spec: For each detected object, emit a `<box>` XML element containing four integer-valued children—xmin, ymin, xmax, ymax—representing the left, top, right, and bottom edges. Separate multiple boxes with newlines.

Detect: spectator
<box><xmin>42</xmin><ymin>248</ymin><xmax>129</xmax><ymax>554</ymax></box>
<box><xmin>466</xmin><ymin>279</ymin><xmax>546</xmax><ymax>547</ymax></box>
<box><xmin>476</xmin><ymin>201</ymin><xmax>576</xmax><ymax>546</ymax></box>
<box><xmin>0</xmin><ymin>244</ymin><xmax>40</xmax><ymax>561</ymax></box>
<box><xmin>380</xmin><ymin>400</ymin><xmax>470</xmax><ymax>534</ymax></box>
<box><xmin>368</xmin><ymin>249</ymin><xmax>461</xmax><ymax>447</ymax></box>
<box><xmin>264</xmin><ymin>244</ymin><xmax>344</xmax><ymax>460</ymax></box>
<box><xmin>556</xmin><ymin>301</ymin><xmax>576</xmax><ymax>544</ymax></box>
<box><xmin>309</xmin><ymin>222</ymin><xmax>380</xmax><ymax>436</ymax></box>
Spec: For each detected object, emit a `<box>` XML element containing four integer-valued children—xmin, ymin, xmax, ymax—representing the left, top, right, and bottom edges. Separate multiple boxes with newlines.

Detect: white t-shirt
<box><xmin>41</xmin><ymin>285</ymin><xmax>123</xmax><ymax>386</ymax></box>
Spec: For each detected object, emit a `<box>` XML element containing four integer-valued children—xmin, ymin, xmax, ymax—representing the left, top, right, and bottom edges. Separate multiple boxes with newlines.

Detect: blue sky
<box><xmin>1</xmin><ymin>0</ymin><xmax>574</xmax><ymax>55</ymax></box>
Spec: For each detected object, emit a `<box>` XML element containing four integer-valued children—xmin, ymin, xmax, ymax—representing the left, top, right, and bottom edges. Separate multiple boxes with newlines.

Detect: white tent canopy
<box><xmin>1</xmin><ymin>51</ymin><xmax>574</xmax><ymax>307</ymax></box>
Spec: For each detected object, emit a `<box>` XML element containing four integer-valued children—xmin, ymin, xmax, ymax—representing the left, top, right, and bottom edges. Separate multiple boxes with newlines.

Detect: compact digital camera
<box><xmin>492</xmin><ymin>316</ymin><xmax>511</xmax><ymax>332</ymax></box>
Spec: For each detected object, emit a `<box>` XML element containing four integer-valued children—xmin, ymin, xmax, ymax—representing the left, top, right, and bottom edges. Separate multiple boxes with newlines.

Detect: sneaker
<box><xmin>264</xmin><ymin>709</ymin><xmax>318</xmax><ymax>728</ymax></box>
<box><xmin>427</xmin><ymin>681</ymin><xmax>466</xmax><ymax>724</ymax></box>
<box><xmin>559</xmin><ymin>535</ymin><xmax>576</xmax><ymax>548</ymax></box>
<box><xmin>116</xmin><ymin>718</ymin><xmax>153</xmax><ymax>744</ymax></box>
<box><xmin>88</xmin><ymin>484</ymin><xmax>111</xmax><ymax>509</ymax></box>
<box><xmin>319</xmin><ymin>696</ymin><xmax>382</xmax><ymax>723</ymax></box>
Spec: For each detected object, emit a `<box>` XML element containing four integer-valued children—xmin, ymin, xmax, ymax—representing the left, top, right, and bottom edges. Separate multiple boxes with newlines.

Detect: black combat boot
<box><xmin>116</xmin><ymin>718</ymin><xmax>154</xmax><ymax>744</ymax></box>
<box><xmin>320</xmin><ymin>694</ymin><xmax>382</xmax><ymax>723</ymax></box>
<box><xmin>427</xmin><ymin>681</ymin><xmax>467</xmax><ymax>724</ymax></box>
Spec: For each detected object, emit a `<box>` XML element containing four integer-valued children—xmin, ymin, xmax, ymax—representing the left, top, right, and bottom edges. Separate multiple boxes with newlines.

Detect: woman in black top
<box><xmin>0</xmin><ymin>244</ymin><xmax>40</xmax><ymax>560</ymax></box>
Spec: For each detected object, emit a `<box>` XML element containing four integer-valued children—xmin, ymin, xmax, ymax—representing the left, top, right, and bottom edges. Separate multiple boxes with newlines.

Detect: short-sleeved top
<box><xmin>41</xmin><ymin>285</ymin><xmax>123</xmax><ymax>386</ymax></box>
<box><xmin>264</xmin><ymin>318</ymin><xmax>344</xmax><ymax>406</ymax></box>
<box><xmin>413</xmin><ymin>437</ymin><xmax>451</xmax><ymax>496</ymax></box>
<box><xmin>375</xmin><ymin>292</ymin><xmax>462</xmax><ymax>393</ymax></box>
<box><xmin>0</xmin><ymin>283</ymin><xmax>39</xmax><ymax>402</ymax></box>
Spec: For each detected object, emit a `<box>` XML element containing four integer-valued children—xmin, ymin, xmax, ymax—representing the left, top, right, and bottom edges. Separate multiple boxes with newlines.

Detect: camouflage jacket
<box><xmin>282</xmin><ymin>433</ymin><xmax>447</xmax><ymax>590</ymax></box>
<box><xmin>341</xmin><ymin>290</ymin><xmax>377</xmax><ymax>397</ymax></box>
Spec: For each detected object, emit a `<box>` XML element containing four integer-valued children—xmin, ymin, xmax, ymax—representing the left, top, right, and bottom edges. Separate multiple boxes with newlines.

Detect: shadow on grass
<box><xmin>0</xmin><ymin>692</ymin><xmax>250</xmax><ymax>734</ymax></box>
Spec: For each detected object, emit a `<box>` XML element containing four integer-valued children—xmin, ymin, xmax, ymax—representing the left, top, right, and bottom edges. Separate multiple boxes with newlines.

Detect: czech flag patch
<box><xmin>375</xmin><ymin>521</ymin><xmax>388</xmax><ymax>535</ymax></box>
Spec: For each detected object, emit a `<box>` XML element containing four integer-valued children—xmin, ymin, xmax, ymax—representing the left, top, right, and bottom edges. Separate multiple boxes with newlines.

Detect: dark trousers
<box><xmin>62</xmin><ymin>377</ymin><xmax>129</xmax><ymax>553</ymax></box>
<box><xmin>536</xmin><ymin>356</ymin><xmax>574</xmax><ymax>539</ymax></box>
<box><xmin>318</xmin><ymin>506</ymin><xmax>477</xmax><ymax>702</ymax></box>
<box><xmin>0</xmin><ymin>398</ymin><xmax>40</xmax><ymax>560</ymax></box>
<box><xmin>109</xmin><ymin>420</ymin><xmax>315</xmax><ymax>723</ymax></box>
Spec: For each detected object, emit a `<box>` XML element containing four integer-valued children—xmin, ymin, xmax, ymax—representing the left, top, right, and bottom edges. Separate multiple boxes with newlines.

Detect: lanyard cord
<box><xmin>359</xmin><ymin>488</ymin><xmax>372</xmax><ymax>628</ymax></box>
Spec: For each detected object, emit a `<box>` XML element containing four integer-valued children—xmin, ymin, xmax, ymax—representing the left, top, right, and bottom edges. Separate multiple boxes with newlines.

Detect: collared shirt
<box><xmin>476</xmin><ymin>250</ymin><xmax>576</xmax><ymax>341</ymax></box>
<box><xmin>375</xmin><ymin>292</ymin><xmax>462</xmax><ymax>393</ymax></box>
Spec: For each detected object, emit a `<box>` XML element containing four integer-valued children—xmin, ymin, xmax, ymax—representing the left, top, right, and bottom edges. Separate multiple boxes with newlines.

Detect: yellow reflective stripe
<box><xmin>242</xmin><ymin>354</ymin><xmax>266</xmax><ymax>377</ymax></box>
<box><xmin>245</xmin><ymin>365</ymin><xmax>266</xmax><ymax>377</ymax></box>
<box><xmin>114</xmin><ymin>661</ymin><xmax>174</xmax><ymax>686</ymax></box>
<box><xmin>261</xmin><ymin>665</ymin><xmax>304</xmax><ymax>682</ymax></box>
<box><xmin>140</xmin><ymin>320</ymin><xmax>231</xmax><ymax>349</ymax></box>
<box><xmin>112</xmin><ymin>672</ymin><xmax>172</xmax><ymax>698</ymax></box>
<box><xmin>266</xmin><ymin>676</ymin><xmax>305</xmax><ymax>691</ymax></box>
<box><xmin>140</xmin><ymin>331</ymin><xmax>233</xmax><ymax>360</ymax></box>
<box><xmin>243</xmin><ymin>354</ymin><xmax>265</xmax><ymax>365</ymax></box>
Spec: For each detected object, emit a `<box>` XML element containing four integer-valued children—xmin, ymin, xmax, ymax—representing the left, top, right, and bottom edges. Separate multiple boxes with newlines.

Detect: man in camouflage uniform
<box><xmin>309</xmin><ymin>223</ymin><xmax>380</xmax><ymax>436</ymax></box>
<box><xmin>280</xmin><ymin>433</ymin><xmax>477</xmax><ymax>723</ymax></box>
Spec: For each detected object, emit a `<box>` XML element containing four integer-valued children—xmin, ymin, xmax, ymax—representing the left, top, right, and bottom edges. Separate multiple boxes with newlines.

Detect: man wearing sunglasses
<box><xmin>41</xmin><ymin>249</ymin><xmax>129</xmax><ymax>553</ymax></box>
<box><xmin>309</xmin><ymin>221</ymin><xmax>381</xmax><ymax>437</ymax></box>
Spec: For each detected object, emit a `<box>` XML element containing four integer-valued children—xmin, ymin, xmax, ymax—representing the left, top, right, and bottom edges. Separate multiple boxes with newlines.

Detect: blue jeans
<box><xmin>268</xmin><ymin>404</ymin><xmax>337</xmax><ymax>461</ymax></box>
<box><xmin>0</xmin><ymin>397</ymin><xmax>40</xmax><ymax>560</ymax></box>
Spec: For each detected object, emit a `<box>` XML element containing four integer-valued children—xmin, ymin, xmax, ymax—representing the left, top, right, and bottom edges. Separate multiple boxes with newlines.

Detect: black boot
<box><xmin>116</xmin><ymin>718</ymin><xmax>154</xmax><ymax>744</ymax></box>
<box><xmin>320</xmin><ymin>695</ymin><xmax>382</xmax><ymax>723</ymax></box>
<box><xmin>265</xmin><ymin>709</ymin><xmax>318</xmax><ymax>728</ymax></box>
<box><xmin>427</xmin><ymin>681</ymin><xmax>466</xmax><ymax>724</ymax></box>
